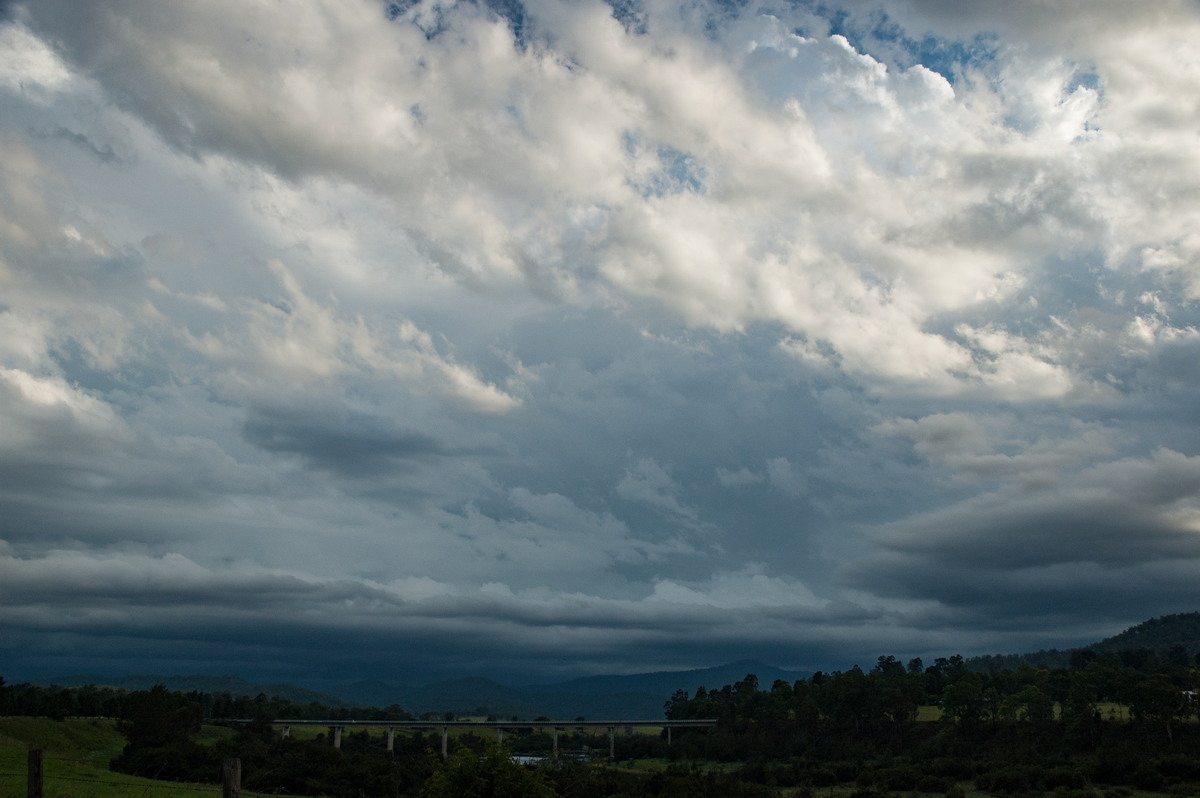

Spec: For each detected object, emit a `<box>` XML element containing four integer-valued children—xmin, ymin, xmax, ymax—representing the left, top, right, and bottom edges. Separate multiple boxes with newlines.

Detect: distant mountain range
<box><xmin>33</xmin><ymin>659</ymin><xmax>809</xmax><ymax>720</ymax></box>
<box><xmin>31</xmin><ymin>614</ymin><xmax>1200</xmax><ymax>719</ymax></box>
<box><xmin>337</xmin><ymin>659</ymin><xmax>811</xmax><ymax>718</ymax></box>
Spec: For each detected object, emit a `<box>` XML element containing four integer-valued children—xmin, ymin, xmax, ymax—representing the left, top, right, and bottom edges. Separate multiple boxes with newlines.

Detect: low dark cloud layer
<box><xmin>1</xmin><ymin>0</ymin><xmax>1199</xmax><ymax>685</ymax></box>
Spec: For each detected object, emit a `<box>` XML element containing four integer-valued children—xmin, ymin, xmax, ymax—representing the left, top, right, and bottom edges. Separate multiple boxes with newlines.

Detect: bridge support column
<box><xmin>332</xmin><ymin>727</ymin><xmax>342</xmax><ymax>749</ymax></box>
<box><xmin>281</xmin><ymin>726</ymin><xmax>290</xmax><ymax>739</ymax></box>
<box><xmin>387</xmin><ymin>727</ymin><xmax>395</xmax><ymax>752</ymax></box>
<box><xmin>440</xmin><ymin>726</ymin><xmax>448</xmax><ymax>760</ymax></box>
<box><xmin>552</xmin><ymin>728</ymin><xmax>558</xmax><ymax>753</ymax></box>
<box><xmin>667</xmin><ymin>726</ymin><xmax>671</xmax><ymax>746</ymax></box>
<box><xmin>497</xmin><ymin>727</ymin><xmax>503</xmax><ymax>744</ymax></box>
<box><xmin>607</xmin><ymin>726</ymin><xmax>614</xmax><ymax>759</ymax></box>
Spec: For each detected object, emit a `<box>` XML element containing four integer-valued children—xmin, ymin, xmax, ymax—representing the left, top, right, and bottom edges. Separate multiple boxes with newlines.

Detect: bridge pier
<box><xmin>497</xmin><ymin>727</ymin><xmax>504</xmax><ymax>744</ymax></box>
<box><xmin>239</xmin><ymin>717</ymin><xmax>715</xmax><ymax>759</ymax></box>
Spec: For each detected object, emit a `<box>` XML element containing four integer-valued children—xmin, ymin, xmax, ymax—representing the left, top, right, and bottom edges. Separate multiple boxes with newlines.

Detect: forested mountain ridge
<box><xmin>1089</xmin><ymin>612</ymin><xmax>1200</xmax><ymax>654</ymax></box>
<box><xmin>967</xmin><ymin>613</ymin><xmax>1200</xmax><ymax>672</ymax></box>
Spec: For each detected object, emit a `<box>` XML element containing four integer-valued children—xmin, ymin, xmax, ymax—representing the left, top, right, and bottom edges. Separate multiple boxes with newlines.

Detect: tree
<box><xmin>1013</xmin><ymin>685</ymin><xmax>1053</xmax><ymax>725</ymax></box>
<box><xmin>121</xmin><ymin>685</ymin><xmax>202</xmax><ymax>750</ymax></box>
<box><xmin>940</xmin><ymin>672</ymin><xmax>985</xmax><ymax>734</ymax></box>
<box><xmin>1060</xmin><ymin>669</ymin><xmax>1100</xmax><ymax>745</ymax></box>
<box><xmin>1129</xmin><ymin>674</ymin><xmax>1186</xmax><ymax>744</ymax></box>
<box><xmin>423</xmin><ymin>741</ymin><xmax>554</xmax><ymax>798</ymax></box>
<box><xmin>874</xmin><ymin>655</ymin><xmax>904</xmax><ymax>676</ymax></box>
<box><xmin>664</xmin><ymin>689</ymin><xmax>690</xmax><ymax>719</ymax></box>
<box><xmin>111</xmin><ymin>685</ymin><xmax>211</xmax><ymax>781</ymax></box>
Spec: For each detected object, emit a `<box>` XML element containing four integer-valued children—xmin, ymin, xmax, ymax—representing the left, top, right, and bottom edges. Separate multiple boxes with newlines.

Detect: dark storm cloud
<box><xmin>843</xmin><ymin>448</ymin><xmax>1200</xmax><ymax>624</ymax></box>
<box><xmin>46</xmin><ymin>125</ymin><xmax>122</xmax><ymax>164</ymax></box>
<box><xmin>0</xmin><ymin>546</ymin><xmax>941</xmax><ymax>681</ymax></box>
<box><xmin>243</xmin><ymin>405</ymin><xmax>447</xmax><ymax>476</ymax></box>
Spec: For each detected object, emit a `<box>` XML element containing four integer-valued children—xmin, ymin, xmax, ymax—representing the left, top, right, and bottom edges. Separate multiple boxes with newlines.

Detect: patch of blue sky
<box><xmin>773</xmin><ymin>0</ymin><xmax>999</xmax><ymax>85</ymax></box>
<box><xmin>623</xmin><ymin>133</ymin><xmax>709</xmax><ymax>198</ymax></box>
<box><xmin>483</xmin><ymin>0</ymin><xmax>527</xmax><ymax>45</ymax></box>
<box><xmin>384</xmin><ymin>0</ymin><xmax>526</xmax><ymax>45</ymax></box>
<box><xmin>905</xmin><ymin>33</ymin><xmax>1001</xmax><ymax>83</ymax></box>
<box><xmin>1066</xmin><ymin>68</ymin><xmax>1103</xmax><ymax>104</ymax></box>
<box><xmin>846</xmin><ymin>16</ymin><xmax>999</xmax><ymax>83</ymax></box>
<box><xmin>606</xmin><ymin>0</ymin><xmax>648</xmax><ymax>35</ymax></box>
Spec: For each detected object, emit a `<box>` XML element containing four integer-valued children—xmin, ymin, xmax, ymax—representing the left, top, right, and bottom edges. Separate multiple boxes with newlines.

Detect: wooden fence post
<box><xmin>27</xmin><ymin>749</ymin><xmax>44</xmax><ymax>798</ymax></box>
<box><xmin>222</xmin><ymin>758</ymin><xmax>241</xmax><ymax>798</ymax></box>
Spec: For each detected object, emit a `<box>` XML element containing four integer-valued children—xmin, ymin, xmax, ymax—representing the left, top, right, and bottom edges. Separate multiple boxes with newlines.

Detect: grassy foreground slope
<box><xmin>0</xmin><ymin>717</ymin><xmax>270</xmax><ymax>798</ymax></box>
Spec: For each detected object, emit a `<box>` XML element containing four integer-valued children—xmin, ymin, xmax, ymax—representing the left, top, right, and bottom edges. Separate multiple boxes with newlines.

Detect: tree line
<box><xmin>662</xmin><ymin>648</ymin><xmax>1200</xmax><ymax>794</ymax></box>
<box><xmin>0</xmin><ymin>676</ymin><xmax>411</xmax><ymax>722</ymax></box>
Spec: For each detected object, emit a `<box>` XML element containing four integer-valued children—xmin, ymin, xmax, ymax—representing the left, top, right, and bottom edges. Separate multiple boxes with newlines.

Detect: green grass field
<box><xmin>0</xmin><ymin>717</ymin><xmax>277</xmax><ymax>798</ymax></box>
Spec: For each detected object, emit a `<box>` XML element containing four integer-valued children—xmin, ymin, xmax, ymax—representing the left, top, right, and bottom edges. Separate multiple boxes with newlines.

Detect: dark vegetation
<box><xmin>5</xmin><ymin>613</ymin><xmax>1200</xmax><ymax>796</ymax></box>
<box><xmin>664</xmin><ymin>647</ymin><xmax>1200</xmax><ymax>795</ymax></box>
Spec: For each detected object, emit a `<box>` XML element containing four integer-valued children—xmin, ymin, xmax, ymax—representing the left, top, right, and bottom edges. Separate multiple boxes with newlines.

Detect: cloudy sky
<box><xmin>2</xmin><ymin>0</ymin><xmax>1200</xmax><ymax>687</ymax></box>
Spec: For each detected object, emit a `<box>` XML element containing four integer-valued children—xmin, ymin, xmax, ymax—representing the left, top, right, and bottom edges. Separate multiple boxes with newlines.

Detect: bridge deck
<box><xmin>229</xmin><ymin>719</ymin><xmax>715</xmax><ymax>728</ymax></box>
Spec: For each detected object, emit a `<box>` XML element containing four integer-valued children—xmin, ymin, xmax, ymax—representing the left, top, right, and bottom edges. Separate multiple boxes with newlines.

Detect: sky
<box><xmin>2</xmin><ymin>0</ymin><xmax>1200</xmax><ymax>688</ymax></box>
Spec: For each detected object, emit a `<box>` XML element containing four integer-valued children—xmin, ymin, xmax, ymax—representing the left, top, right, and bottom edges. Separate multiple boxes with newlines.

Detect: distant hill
<box><xmin>373</xmin><ymin>677</ymin><xmax>666</xmax><ymax>719</ymax></box>
<box><xmin>966</xmin><ymin>649</ymin><xmax>1073</xmax><ymax>672</ymax></box>
<box><xmin>29</xmin><ymin>660</ymin><xmax>804</xmax><ymax>720</ymax></box>
<box><xmin>537</xmin><ymin>658</ymin><xmax>808</xmax><ymax>697</ymax></box>
<box><xmin>335</xmin><ymin>679</ymin><xmax>413</xmax><ymax>707</ymax></box>
<box><xmin>320</xmin><ymin>660</ymin><xmax>806</xmax><ymax>719</ymax></box>
<box><xmin>1088</xmin><ymin>612</ymin><xmax>1200</xmax><ymax>655</ymax></box>
<box><xmin>968</xmin><ymin>612</ymin><xmax>1200</xmax><ymax>673</ymax></box>
<box><xmin>29</xmin><ymin>674</ymin><xmax>353</xmax><ymax>708</ymax></box>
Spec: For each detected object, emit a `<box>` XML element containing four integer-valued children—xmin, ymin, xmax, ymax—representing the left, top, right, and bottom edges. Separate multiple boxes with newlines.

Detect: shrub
<box><xmin>833</xmin><ymin>761</ymin><xmax>860</xmax><ymax>783</ymax></box>
<box><xmin>1044</xmin><ymin>767</ymin><xmax>1086</xmax><ymax>790</ymax></box>
<box><xmin>1050</xmin><ymin>790</ymin><xmax>1101</xmax><ymax>798</ymax></box>
<box><xmin>1132</xmin><ymin>763</ymin><xmax>1164</xmax><ymax>792</ymax></box>
<box><xmin>848</xmin><ymin>787</ymin><xmax>889</xmax><ymax>798</ymax></box>
<box><xmin>1158</xmin><ymin>755</ymin><xmax>1200</xmax><ymax>780</ymax></box>
<box><xmin>1087</xmin><ymin>752</ymin><xmax>1140</xmax><ymax>786</ymax></box>
<box><xmin>975</xmin><ymin>764</ymin><xmax>1036</xmax><ymax>794</ymax></box>
<box><xmin>874</xmin><ymin>764</ymin><xmax>921</xmax><ymax>791</ymax></box>
<box><xmin>915</xmin><ymin>775</ymin><xmax>950</xmax><ymax>793</ymax></box>
<box><xmin>928</xmin><ymin>757</ymin><xmax>976</xmax><ymax>780</ymax></box>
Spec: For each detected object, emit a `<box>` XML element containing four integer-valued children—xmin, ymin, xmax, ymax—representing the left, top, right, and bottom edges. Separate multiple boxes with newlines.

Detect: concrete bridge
<box><xmin>231</xmin><ymin>718</ymin><xmax>717</xmax><ymax>759</ymax></box>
